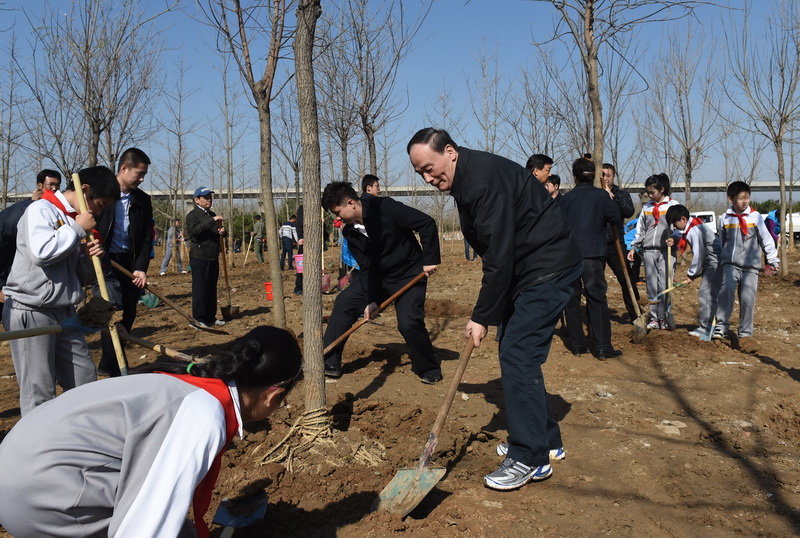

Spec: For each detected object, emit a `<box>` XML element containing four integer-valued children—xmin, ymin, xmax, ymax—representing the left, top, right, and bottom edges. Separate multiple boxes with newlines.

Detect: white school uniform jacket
<box><xmin>630</xmin><ymin>197</ymin><xmax>680</xmax><ymax>251</ymax></box>
<box><xmin>0</xmin><ymin>374</ymin><xmax>243</xmax><ymax>538</ymax></box>
<box><xmin>718</xmin><ymin>206</ymin><xmax>779</xmax><ymax>271</ymax></box>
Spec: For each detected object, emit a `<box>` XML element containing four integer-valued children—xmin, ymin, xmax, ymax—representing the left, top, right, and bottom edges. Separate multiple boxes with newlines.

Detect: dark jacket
<box><xmin>185</xmin><ymin>205</ymin><xmax>220</xmax><ymax>260</ymax></box>
<box><xmin>605</xmin><ymin>184</ymin><xmax>634</xmax><ymax>244</ymax></box>
<box><xmin>0</xmin><ymin>199</ymin><xmax>34</xmax><ymax>287</ymax></box>
<box><xmin>343</xmin><ymin>196</ymin><xmax>440</xmax><ymax>302</ymax></box>
<box><xmin>450</xmin><ymin>147</ymin><xmax>582</xmax><ymax>326</ymax></box>
<box><xmin>96</xmin><ymin>188</ymin><xmax>154</xmax><ymax>273</ymax></box>
<box><xmin>560</xmin><ymin>183</ymin><xmax>623</xmax><ymax>258</ymax></box>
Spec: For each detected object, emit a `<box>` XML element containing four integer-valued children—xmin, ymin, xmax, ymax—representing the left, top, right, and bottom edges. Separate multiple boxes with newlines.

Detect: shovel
<box><xmin>648</xmin><ymin>281</ymin><xmax>689</xmax><ymax>303</ymax></box>
<box><xmin>115</xmin><ymin>327</ymin><xmax>197</xmax><ymax>362</ymax></box>
<box><xmin>374</xmin><ymin>338</ymin><xmax>475</xmax><ymax>516</ymax></box>
<box><xmin>213</xmin><ymin>492</ymin><xmax>268</xmax><ymax>538</ymax></box>
<box><xmin>109</xmin><ymin>260</ymin><xmax>227</xmax><ymax>334</ymax></box>
<box><xmin>323</xmin><ymin>271</ymin><xmax>426</xmax><ymax>355</ymax></box>
<box><xmin>242</xmin><ymin>235</ymin><xmax>254</xmax><ymax>268</ymax></box>
<box><xmin>0</xmin><ymin>315</ymin><xmax>102</xmax><ymax>342</ymax></box>
<box><xmin>218</xmin><ymin>221</ymin><xmax>240</xmax><ymax>321</ymax></box>
<box><xmin>611</xmin><ymin>228</ymin><xmax>647</xmax><ymax>343</ymax></box>
<box><xmin>666</xmin><ymin>244</ymin><xmax>676</xmax><ymax>331</ymax></box>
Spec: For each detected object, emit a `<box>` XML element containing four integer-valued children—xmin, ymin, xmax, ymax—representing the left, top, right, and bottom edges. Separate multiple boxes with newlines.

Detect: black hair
<box><xmin>134</xmin><ymin>326</ymin><xmax>303</xmax><ymax>393</ymax></box>
<box><xmin>546</xmin><ymin>174</ymin><xmax>561</xmax><ymax>187</ymax></box>
<box><xmin>37</xmin><ymin>169</ymin><xmax>62</xmax><ymax>186</ymax></box>
<box><xmin>572</xmin><ymin>158</ymin><xmax>595</xmax><ymax>184</ymax></box>
<box><xmin>322</xmin><ymin>182</ymin><xmax>359</xmax><ymax>210</ymax></box>
<box><xmin>644</xmin><ymin>173</ymin><xmax>671</xmax><ymax>196</ymax></box>
<box><xmin>290</xmin><ymin>214</ymin><xmax>296</xmax><ymax>220</ymax></box>
<box><xmin>583</xmin><ymin>153</ymin><xmax>592</xmax><ymax>160</ymax></box>
<box><xmin>67</xmin><ymin>166</ymin><xmax>121</xmax><ymax>201</ymax></box>
<box><xmin>602</xmin><ymin>163</ymin><xmax>616</xmax><ymax>175</ymax></box>
<box><xmin>665</xmin><ymin>204</ymin><xmax>690</xmax><ymax>226</ymax></box>
<box><xmin>361</xmin><ymin>174</ymin><xmax>380</xmax><ymax>193</ymax></box>
<box><xmin>255</xmin><ymin>215</ymin><xmax>262</xmax><ymax>220</ymax></box>
<box><xmin>727</xmin><ymin>181</ymin><xmax>750</xmax><ymax>199</ymax></box>
<box><xmin>118</xmin><ymin>147</ymin><xmax>151</xmax><ymax>173</ymax></box>
<box><xmin>406</xmin><ymin>128</ymin><xmax>459</xmax><ymax>154</ymax></box>
<box><xmin>525</xmin><ymin>154</ymin><xmax>554</xmax><ymax>173</ymax></box>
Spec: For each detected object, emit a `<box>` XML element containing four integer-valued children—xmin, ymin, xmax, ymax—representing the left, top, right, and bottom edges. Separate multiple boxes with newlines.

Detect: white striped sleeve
<box><xmin>114</xmin><ymin>390</ymin><xmax>227</xmax><ymax>538</ymax></box>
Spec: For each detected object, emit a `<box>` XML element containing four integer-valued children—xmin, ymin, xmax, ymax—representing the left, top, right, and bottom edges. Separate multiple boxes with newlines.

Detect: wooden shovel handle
<box><xmin>217</xmin><ymin>220</ymin><xmax>233</xmax><ymax>307</ymax></box>
<box><xmin>116</xmin><ymin>328</ymin><xmax>196</xmax><ymax>362</ymax></box>
<box><xmin>323</xmin><ymin>271</ymin><xmax>427</xmax><ymax>355</ymax></box>
<box><xmin>110</xmin><ymin>260</ymin><xmax>195</xmax><ymax>325</ymax></box>
<box><xmin>611</xmin><ymin>227</ymin><xmax>642</xmax><ymax>317</ymax></box>
<box><xmin>72</xmin><ymin>173</ymin><xmax>128</xmax><ymax>375</ymax></box>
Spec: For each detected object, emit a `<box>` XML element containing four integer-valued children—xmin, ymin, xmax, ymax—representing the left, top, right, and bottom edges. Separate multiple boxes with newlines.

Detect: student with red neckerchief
<box><xmin>665</xmin><ymin>204</ymin><xmax>723</xmax><ymax>339</ymax></box>
<box><xmin>0</xmin><ymin>326</ymin><xmax>302</xmax><ymax>538</ymax></box>
<box><xmin>627</xmin><ymin>173</ymin><xmax>680</xmax><ymax>330</ymax></box>
<box><xmin>1</xmin><ymin>167</ymin><xmax>119</xmax><ymax>415</ymax></box>
<box><xmin>712</xmin><ymin>181</ymin><xmax>779</xmax><ymax>345</ymax></box>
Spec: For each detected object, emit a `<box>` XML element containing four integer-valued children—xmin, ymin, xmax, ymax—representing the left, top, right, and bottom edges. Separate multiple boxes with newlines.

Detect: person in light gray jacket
<box><xmin>2</xmin><ymin>166</ymin><xmax>119</xmax><ymax>414</ymax></box>
<box><xmin>0</xmin><ymin>326</ymin><xmax>302</xmax><ymax>538</ymax></box>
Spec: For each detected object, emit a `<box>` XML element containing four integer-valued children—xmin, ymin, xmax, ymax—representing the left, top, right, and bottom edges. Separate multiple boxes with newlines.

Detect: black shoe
<box><xmin>571</xmin><ymin>345</ymin><xmax>590</xmax><ymax>356</ymax></box>
<box><xmin>595</xmin><ymin>348</ymin><xmax>623</xmax><ymax>360</ymax></box>
<box><xmin>293</xmin><ymin>289</ymin><xmax>303</xmax><ymax>295</ymax></box>
<box><xmin>420</xmin><ymin>370</ymin><xmax>443</xmax><ymax>384</ymax></box>
<box><xmin>324</xmin><ymin>365</ymin><xmax>342</xmax><ymax>379</ymax></box>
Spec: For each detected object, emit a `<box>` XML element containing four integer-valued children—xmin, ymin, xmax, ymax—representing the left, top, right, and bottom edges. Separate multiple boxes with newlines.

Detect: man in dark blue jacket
<box><xmin>602</xmin><ymin>163</ymin><xmax>639</xmax><ymax>319</ymax></box>
<box><xmin>408</xmin><ymin>128</ymin><xmax>583</xmax><ymax>491</ymax></box>
<box><xmin>321</xmin><ymin>182</ymin><xmax>441</xmax><ymax>384</ymax></box>
<box><xmin>560</xmin><ymin>159</ymin><xmax>623</xmax><ymax>359</ymax></box>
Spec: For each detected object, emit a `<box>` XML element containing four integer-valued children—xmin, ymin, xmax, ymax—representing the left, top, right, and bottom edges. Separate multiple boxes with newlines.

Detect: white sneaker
<box><xmin>688</xmin><ymin>327</ymin><xmax>706</xmax><ymax>338</ymax></box>
<box><xmin>159</xmin><ymin>272</ymin><xmax>166</xmax><ymax>276</ymax></box>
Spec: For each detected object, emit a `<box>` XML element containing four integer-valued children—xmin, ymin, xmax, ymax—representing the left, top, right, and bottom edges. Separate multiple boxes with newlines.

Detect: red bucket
<box><xmin>264</xmin><ymin>282</ymin><xmax>273</xmax><ymax>301</ymax></box>
<box><xmin>294</xmin><ymin>254</ymin><xmax>304</xmax><ymax>274</ymax></box>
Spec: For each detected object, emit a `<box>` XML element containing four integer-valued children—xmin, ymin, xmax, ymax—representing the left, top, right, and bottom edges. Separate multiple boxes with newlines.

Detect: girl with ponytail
<box><xmin>0</xmin><ymin>326</ymin><xmax>302</xmax><ymax>538</ymax></box>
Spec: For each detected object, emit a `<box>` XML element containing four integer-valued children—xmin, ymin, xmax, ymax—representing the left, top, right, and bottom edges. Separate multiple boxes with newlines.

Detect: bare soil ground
<box><xmin>2</xmin><ymin>242</ymin><xmax>800</xmax><ymax>537</ymax></box>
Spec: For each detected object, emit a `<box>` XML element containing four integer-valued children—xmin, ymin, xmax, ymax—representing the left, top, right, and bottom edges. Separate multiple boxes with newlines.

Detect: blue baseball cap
<box><xmin>194</xmin><ymin>187</ymin><xmax>214</xmax><ymax>198</ymax></box>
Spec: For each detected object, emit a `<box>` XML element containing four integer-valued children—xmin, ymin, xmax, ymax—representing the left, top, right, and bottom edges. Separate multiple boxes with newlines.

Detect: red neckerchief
<box><xmin>726</xmin><ymin>207</ymin><xmax>750</xmax><ymax>237</ymax></box>
<box><xmin>41</xmin><ymin>189</ymin><xmax>78</xmax><ymax>219</ymax></box>
<box><xmin>677</xmin><ymin>217</ymin><xmax>704</xmax><ymax>255</ymax></box>
<box><xmin>161</xmin><ymin>373</ymin><xmax>239</xmax><ymax>538</ymax></box>
<box><xmin>651</xmin><ymin>198</ymin><xmax>669</xmax><ymax>225</ymax></box>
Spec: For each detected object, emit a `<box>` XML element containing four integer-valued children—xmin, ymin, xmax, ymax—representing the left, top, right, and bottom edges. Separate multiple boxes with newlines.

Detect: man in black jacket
<box><xmin>408</xmin><ymin>128</ymin><xmax>583</xmax><ymax>491</ymax></box>
<box><xmin>602</xmin><ymin>163</ymin><xmax>639</xmax><ymax>319</ymax></box>
<box><xmin>321</xmin><ymin>182</ymin><xmax>442</xmax><ymax>384</ymax></box>
<box><xmin>185</xmin><ymin>187</ymin><xmax>225</xmax><ymax>327</ymax></box>
<box><xmin>560</xmin><ymin>159</ymin><xmax>623</xmax><ymax>359</ymax></box>
<box><xmin>95</xmin><ymin>148</ymin><xmax>153</xmax><ymax>376</ymax></box>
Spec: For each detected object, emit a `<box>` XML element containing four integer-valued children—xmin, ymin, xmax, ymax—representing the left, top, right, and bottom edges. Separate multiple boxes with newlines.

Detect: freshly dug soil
<box><xmin>1</xmin><ymin>244</ymin><xmax>799</xmax><ymax>536</ymax></box>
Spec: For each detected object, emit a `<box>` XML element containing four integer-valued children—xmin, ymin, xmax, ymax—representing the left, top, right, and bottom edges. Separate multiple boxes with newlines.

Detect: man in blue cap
<box><xmin>185</xmin><ymin>187</ymin><xmax>226</xmax><ymax>327</ymax></box>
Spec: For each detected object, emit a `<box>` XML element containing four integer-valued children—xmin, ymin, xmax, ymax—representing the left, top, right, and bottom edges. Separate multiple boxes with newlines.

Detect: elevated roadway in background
<box><xmin>1</xmin><ymin>181</ymin><xmax>791</xmax><ymax>205</ymax></box>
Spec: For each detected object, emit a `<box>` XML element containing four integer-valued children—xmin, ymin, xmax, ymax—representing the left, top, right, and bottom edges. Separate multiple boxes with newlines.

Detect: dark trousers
<box><xmin>191</xmin><ymin>257</ymin><xmax>219</xmax><ymax>324</ymax></box>
<box><xmin>564</xmin><ymin>257</ymin><xmax>612</xmax><ymax>352</ymax></box>
<box><xmin>99</xmin><ymin>252</ymin><xmax>140</xmax><ymax>376</ymax></box>
<box><xmin>323</xmin><ymin>271</ymin><xmax>439</xmax><ymax>376</ymax></box>
<box><xmin>280</xmin><ymin>236</ymin><xmax>294</xmax><ymax>270</ymax></box>
<box><xmin>605</xmin><ymin>242</ymin><xmax>640</xmax><ymax>317</ymax></box>
<box><xmin>499</xmin><ymin>263</ymin><xmax>581</xmax><ymax>467</ymax></box>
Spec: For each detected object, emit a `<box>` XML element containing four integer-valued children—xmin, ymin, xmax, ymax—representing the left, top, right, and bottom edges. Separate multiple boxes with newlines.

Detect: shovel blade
<box><xmin>373</xmin><ymin>467</ymin><xmax>446</xmax><ymax>517</ymax></box>
<box><xmin>212</xmin><ymin>492</ymin><xmax>267</xmax><ymax>529</ymax></box>
<box><xmin>221</xmin><ymin>305</ymin><xmax>240</xmax><ymax>320</ymax></box>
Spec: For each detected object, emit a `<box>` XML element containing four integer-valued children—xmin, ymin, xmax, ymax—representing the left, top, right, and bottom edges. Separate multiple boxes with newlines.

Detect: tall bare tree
<box><xmin>295</xmin><ymin>0</ymin><xmax>329</xmax><ymax>437</ymax></box>
<box><xmin>316</xmin><ymin>15</ymin><xmax>361</xmax><ymax>184</ymax></box>
<box><xmin>200</xmin><ymin>0</ymin><xmax>294</xmax><ymax>326</ymax></box>
<box><xmin>334</xmin><ymin>0</ymin><xmax>429</xmax><ymax>175</ymax></box>
<box><xmin>465</xmin><ymin>43</ymin><xmax>509</xmax><ymax>154</ymax></box>
<box><xmin>26</xmin><ymin>0</ymin><xmax>168</xmax><ymax>168</ymax></box>
<box><xmin>530</xmin><ymin>0</ymin><xmax>718</xmax><ymax>185</ymax></box>
<box><xmin>273</xmin><ymin>79</ymin><xmax>303</xmax><ymax>208</ymax></box>
<box><xmin>0</xmin><ymin>34</ymin><xmax>21</xmax><ymax>208</ymax></box>
<box><xmin>645</xmin><ymin>27</ymin><xmax>719</xmax><ymax>207</ymax></box>
<box><xmin>723</xmin><ymin>1</ymin><xmax>800</xmax><ymax>270</ymax></box>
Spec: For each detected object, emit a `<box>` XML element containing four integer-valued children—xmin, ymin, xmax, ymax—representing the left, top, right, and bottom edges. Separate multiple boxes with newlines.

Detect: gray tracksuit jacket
<box><xmin>718</xmin><ymin>206</ymin><xmax>779</xmax><ymax>270</ymax></box>
<box><xmin>0</xmin><ymin>374</ymin><xmax>243</xmax><ymax>538</ymax></box>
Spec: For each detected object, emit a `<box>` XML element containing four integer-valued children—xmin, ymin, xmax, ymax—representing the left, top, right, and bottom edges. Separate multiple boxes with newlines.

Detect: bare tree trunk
<box><xmin>295</xmin><ymin>0</ymin><xmax>328</xmax><ymax>425</ymax></box>
<box><xmin>776</xmin><ymin>138</ymin><xmax>788</xmax><ymax>271</ymax></box>
<box><xmin>582</xmin><ymin>0</ymin><xmax>604</xmax><ymax>186</ymax></box>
